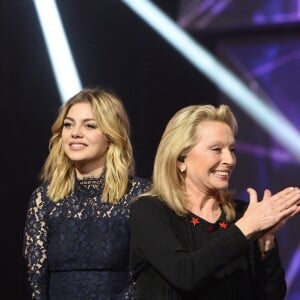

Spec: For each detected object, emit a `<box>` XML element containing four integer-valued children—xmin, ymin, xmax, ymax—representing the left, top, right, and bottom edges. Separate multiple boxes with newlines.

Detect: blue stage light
<box><xmin>121</xmin><ymin>0</ymin><xmax>300</xmax><ymax>162</ymax></box>
<box><xmin>33</xmin><ymin>0</ymin><xmax>82</xmax><ymax>102</ymax></box>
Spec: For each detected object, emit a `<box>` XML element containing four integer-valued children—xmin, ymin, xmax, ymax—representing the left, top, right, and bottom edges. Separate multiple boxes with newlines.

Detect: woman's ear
<box><xmin>176</xmin><ymin>160</ymin><xmax>186</xmax><ymax>172</ymax></box>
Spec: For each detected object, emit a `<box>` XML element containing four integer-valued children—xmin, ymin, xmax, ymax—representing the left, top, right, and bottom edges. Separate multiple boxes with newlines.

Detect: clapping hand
<box><xmin>235</xmin><ymin>187</ymin><xmax>300</xmax><ymax>240</ymax></box>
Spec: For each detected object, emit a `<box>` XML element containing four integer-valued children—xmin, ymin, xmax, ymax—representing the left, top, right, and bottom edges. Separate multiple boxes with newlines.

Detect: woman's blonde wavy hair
<box><xmin>147</xmin><ymin>104</ymin><xmax>238</xmax><ymax>221</ymax></box>
<box><xmin>40</xmin><ymin>87</ymin><xmax>134</xmax><ymax>203</ymax></box>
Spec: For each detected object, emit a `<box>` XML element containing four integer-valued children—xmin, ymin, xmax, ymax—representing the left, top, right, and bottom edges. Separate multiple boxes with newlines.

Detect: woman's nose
<box><xmin>71</xmin><ymin>126</ymin><xmax>83</xmax><ymax>138</ymax></box>
<box><xmin>223</xmin><ymin>149</ymin><xmax>235</xmax><ymax>165</ymax></box>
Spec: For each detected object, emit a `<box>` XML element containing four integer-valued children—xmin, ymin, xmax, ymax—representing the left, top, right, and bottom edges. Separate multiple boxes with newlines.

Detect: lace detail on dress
<box><xmin>76</xmin><ymin>175</ymin><xmax>105</xmax><ymax>196</ymax></box>
<box><xmin>24</xmin><ymin>176</ymin><xmax>151</xmax><ymax>300</ymax></box>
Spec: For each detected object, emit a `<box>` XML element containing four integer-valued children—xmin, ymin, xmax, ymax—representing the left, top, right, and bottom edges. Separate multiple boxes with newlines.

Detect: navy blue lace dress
<box><xmin>24</xmin><ymin>175</ymin><xmax>150</xmax><ymax>300</ymax></box>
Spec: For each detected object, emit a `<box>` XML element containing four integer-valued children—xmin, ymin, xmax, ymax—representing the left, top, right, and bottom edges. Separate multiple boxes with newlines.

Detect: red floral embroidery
<box><xmin>190</xmin><ymin>217</ymin><xmax>200</xmax><ymax>226</ymax></box>
<box><xmin>219</xmin><ymin>221</ymin><xmax>228</xmax><ymax>229</ymax></box>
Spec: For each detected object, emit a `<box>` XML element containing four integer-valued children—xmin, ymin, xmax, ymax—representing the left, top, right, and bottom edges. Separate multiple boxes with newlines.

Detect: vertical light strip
<box><xmin>121</xmin><ymin>0</ymin><xmax>300</xmax><ymax>162</ymax></box>
<box><xmin>33</xmin><ymin>0</ymin><xmax>82</xmax><ymax>102</ymax></box>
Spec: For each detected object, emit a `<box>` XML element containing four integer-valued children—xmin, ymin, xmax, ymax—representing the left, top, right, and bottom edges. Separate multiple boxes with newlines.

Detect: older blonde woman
<box><xmin>130</xmin><ymin>104</ymin><xmax>300</xmax><ymax>300</ymax></box>
<box><xmin>24</xmin><ymin>88</ymin><xmax>150</xmax><ymax>299</ymax></box>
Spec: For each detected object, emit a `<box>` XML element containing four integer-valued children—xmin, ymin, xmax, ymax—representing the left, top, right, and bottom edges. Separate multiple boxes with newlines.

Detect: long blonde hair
<box><xmin>148</xmin><ymin>104</ymin><xmax>238</xmax><ymax>221</ymax></box>
<box><xmin>41</xmin><ymin>87</ymin><xmax>134</xmax><ymax>203</ymax></box>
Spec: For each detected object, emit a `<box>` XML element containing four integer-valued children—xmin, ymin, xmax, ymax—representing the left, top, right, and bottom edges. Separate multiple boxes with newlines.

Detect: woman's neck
<box><xmin>75</xmin><ymin>166</ymin><xmax>105</xmax><ymax>179</ymax></box>
<box><xmin>187</xmin><ymin>192</ymin><xmax>221</xmax><ymax>223</ymax></box>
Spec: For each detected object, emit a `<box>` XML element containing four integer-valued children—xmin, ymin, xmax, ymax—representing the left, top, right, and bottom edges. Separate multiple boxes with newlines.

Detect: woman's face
<box><xmin>179</xmin><ymin>120</ymin><xmax>236</xmax><ymax>194</ymax></box>
<box><xmin>61</xmin><ymin>102</ymin><xmax>109</xmax><ymax>174</ymax></box>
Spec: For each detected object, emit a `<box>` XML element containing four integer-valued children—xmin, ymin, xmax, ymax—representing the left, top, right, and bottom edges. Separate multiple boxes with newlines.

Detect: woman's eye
<box><xmin>86</xmin><ymin>124</ymin><xmax>97</xmax><ymax>129</ymax></box>
<box><xmin>230</xmin><ymin>148</ymin><xmax>236</xmax><ymax>152</ymax></box>
<box><xmin>212</xmin><ymin>148</ymin><xmax>221</xmax><ymax>152</ymax></box>
<box><xmin>63</xmin><ymin>122</ymin><xmax>72</xmax><ymax>128</ymax></box>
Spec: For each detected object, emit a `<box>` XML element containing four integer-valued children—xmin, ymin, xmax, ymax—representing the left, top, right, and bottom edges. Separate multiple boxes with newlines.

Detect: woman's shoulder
<box><xmin>130</xmin><ymin>195</ymin><xmax>173</xmax><ymax>227</ymax></box>
<box><xmin>129</xmin><ymin>176</ymin><xmax>152</xmax><ymax>193</ymax></box>
<box><xmin>132</xmin><ymin>195</ymin><xmax>168</xmax><ymax>213</ymax></box>
<box><xmin>28</xmin><ymin>182</ymin><xmax>52</xmax><ymax>207</ymax></box>
<box><xmin>30</xmin><ymin>182</ymin><xmax>47</xmax><ymax>197</ymax></box>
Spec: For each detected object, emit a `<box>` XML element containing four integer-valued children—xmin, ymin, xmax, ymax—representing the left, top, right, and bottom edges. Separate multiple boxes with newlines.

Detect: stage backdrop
<box><xmin>179</xmin><ymin>0</ymin><xmax>300</xmax><ymax>298</ymax></box>
<box><xmin>1</xmin><ymin>1</ymin><xmax>299</xmax><ymax>298</ymax></box>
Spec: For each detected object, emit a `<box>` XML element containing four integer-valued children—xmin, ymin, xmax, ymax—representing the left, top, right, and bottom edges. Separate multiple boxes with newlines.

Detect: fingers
<box><xmin>246</xmin><ymin>187</ymin><xmax>258</xmax><ymax>206</ymax></box>
<box><xmin>278</xmin><ymin>187</ymin><xmax>300</xmax><ymax>211</ymax></box>
<box><xmin>262</xmin><ymin>189</ymin><xmax>272</xmax><ymax>201</ymax></box>
<box><xmin>277</xmin><ymin>204</ymin><xmax>300</xmax><ymax>226</ymax></box>
<box><xmin>273</xmin><ymin>187</ymin><xmax>299</xmax><ymax>201</ymax></box>
<box><xmin>241</xmin><ymin>186</ymin><xmax>300</xmax><ymax>235</ymax></box>
<box><xmin>265</xmin><ymin>187</ymin><xmax>300</xmax><ymax>212</ymax></box>
<box><xmin>285</xmin><ymin>204</ymin><xmax>300</xmax><ymax>218</ymax></box>
<box><xmin>293</xmin><ymin>206</ymin><xmax>300</xmax><ymax>216</ymax></box>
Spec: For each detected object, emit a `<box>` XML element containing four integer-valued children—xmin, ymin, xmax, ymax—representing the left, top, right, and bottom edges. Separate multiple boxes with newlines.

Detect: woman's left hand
<box><xmin>258</xmin><ymin>189</ymin><xmax>300</xmax><ymax>252</ymax></box>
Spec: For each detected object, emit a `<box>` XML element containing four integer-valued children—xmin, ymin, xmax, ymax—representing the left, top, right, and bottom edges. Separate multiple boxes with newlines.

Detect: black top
<box><xmin>130</xmin><ymin>196</ymin><xmax>286</xmax><ymax>300</ymax></box>
<box><xmin>24</xmin><ymin>175</ymin><xmax>150</xmax><ymax>300</ymax></box>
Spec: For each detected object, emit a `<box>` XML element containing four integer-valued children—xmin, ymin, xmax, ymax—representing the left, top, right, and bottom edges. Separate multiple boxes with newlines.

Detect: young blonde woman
<box><xmin>24</xmin><ymin>88</ymin><xmax>150</xmax><ymax>299</ymax></box>
<box><xmin>130</xmin><ymin>104</ymin><xmax>300</xmax><ymax>300</ymax></box>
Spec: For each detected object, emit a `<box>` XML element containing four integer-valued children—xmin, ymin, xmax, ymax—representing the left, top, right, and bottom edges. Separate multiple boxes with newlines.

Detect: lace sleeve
<box><xmin>23</xmin><ymin>185</ymin><xmax>50</xmax><ymax>299</ymax></box>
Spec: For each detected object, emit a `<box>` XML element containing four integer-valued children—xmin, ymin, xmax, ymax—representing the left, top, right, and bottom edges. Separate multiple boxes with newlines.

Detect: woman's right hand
<box><xmin>235</xmin><ymin>187</ymin><xmax>300</xmax><ymax>238</ymax></box>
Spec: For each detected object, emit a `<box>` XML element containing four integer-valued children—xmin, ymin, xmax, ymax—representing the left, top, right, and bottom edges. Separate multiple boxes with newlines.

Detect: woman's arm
<box><xmin>236</xmin><ymin>187</ymin><xmax>300</xmax><ymax>300</ymax></box>
<box><xmin>130</xmin><ymin>196</ymin><xmax>249</xmax><ymax>291</ymax></box>
<box><xmin>252</xmin><ymin>239</ymin><xmax>286</xmax><ymax>300</ymax></box>
<box><xmin>23</xmin><ymin>186</ymin><xmax>50</xmax><ymax>299</ymax></box>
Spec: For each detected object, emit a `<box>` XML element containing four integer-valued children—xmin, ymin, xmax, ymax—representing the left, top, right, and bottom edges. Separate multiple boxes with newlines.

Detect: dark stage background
<box><xmin>1</xmin><ymin>1</ymin><xmax>299</xmax><ymax>299</ymax></box>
